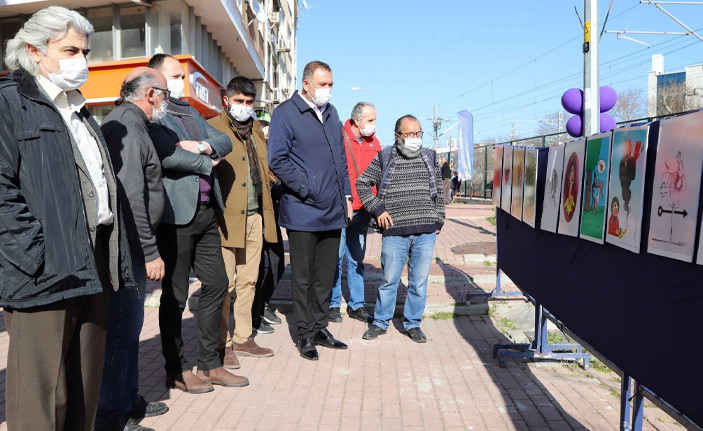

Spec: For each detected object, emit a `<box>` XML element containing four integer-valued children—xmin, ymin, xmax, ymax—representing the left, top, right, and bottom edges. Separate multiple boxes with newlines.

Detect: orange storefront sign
<box><xmin>82</xmin><ymin>54</ymin><xmax>224</xmax><ymax>119</ymax></box>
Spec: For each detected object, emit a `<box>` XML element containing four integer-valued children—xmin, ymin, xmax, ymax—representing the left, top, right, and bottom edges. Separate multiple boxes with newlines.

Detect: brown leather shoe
<box><xmin>232</xmin><ymin>337</ymin><xmax>274</xmax><ymax>357</ymax></box>
<box><xmin>196</xmin><ymin>367</ymin><xmax>249</xmax><ymax>387</ymax></box>
<box><xmin>223</xmin><ymin>345</ymin><xmax>241</xmax><ymax>369</ymax></box>
<box><xmin>165</xmin><ymin>370</ymin><xmax>214</xmax><ymax>394</ymax></box>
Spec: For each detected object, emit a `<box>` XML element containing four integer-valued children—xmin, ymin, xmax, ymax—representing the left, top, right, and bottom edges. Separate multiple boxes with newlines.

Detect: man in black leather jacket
<box><xmin>0</xmin><ymin>7</ymin><xmax>133</xmax><ymax>430</ymax></box>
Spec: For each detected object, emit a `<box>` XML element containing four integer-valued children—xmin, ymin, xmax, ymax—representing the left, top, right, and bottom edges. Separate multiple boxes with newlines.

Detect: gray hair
<box><xmin>350</xmin><ymin>102</ymin><xmax>374</xmax><ymax>124</ymax></box>
<box><xmin>117</xmin><ymin>71</ymin><xmax>163</xmax><ymax>105</ymax></box>
<box><xmin>4</xmin><ymin>6</ymin><xmax>94</xmax><ymax>76</ymax></box>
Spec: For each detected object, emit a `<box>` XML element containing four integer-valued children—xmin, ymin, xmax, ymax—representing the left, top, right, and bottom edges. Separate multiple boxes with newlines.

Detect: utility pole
<box><xmin>584</xmin><ymin>0</ymin><xmax>600</xmax><ymax>136</ymax></box>
<box><xmin>429</xmin><ymin>106</ymin><xmax>453</xmax><ymax>152</ymax></box>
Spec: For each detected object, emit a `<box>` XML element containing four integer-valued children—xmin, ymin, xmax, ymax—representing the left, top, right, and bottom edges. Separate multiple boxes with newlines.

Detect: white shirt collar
<box><xmin>36</xmin><ymin>75</ymin><xmax>86</xmax><ymax>112</ymax></box>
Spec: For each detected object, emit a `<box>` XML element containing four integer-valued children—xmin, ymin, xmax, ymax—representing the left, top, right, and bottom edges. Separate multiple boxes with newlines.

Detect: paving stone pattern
<box><xmin>0</xmin><ymin>205</ymin><xmax>682</xmax><ymax>430</ymax></box>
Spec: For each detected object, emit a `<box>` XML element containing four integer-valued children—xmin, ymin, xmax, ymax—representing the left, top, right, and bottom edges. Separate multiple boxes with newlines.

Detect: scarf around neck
<box><xmin>232</xmin><ymin>115</ymin><xmax>262</xmax><ymax>202</ymax></box>
<box><xmin>378</xmin><ymin>143</ymin><xmax>438</xmax><ymax>202</ymax></box>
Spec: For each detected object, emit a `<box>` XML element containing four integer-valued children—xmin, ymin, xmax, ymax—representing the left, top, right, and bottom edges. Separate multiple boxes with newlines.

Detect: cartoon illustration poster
<box><xmin>492</xmin><ymin>145</ymin><xmax>503</xmax><ymax>206</ymax></box>
<box><xmin>541</xmin><ymin>144</ymin><xmax>565</xmax><ymax>233</ymax></box>
<box><xmin>522</xmin><ymin>147</ymin><xmax>539</xmax><ymax>227</ymax></box>
<box><xmin>557</xmin><ymin>138</ymin><xmax>586</xmax><ymax>237</ymax></box>
<box><xmin>648</xmin><ymin>111</ymin><xmax>703</xmax><ymax>262</ymax></box>
<box><xmin>579</xmin><ymin>133</ymin><xmax>612</xmax><ymax>244</ymax></box>
<box><xmin>500</xmin><ymin>146</ymin><xmax>513</xmax><ymax>213</ymax></box>
<box><xmin>511</xmin><ymin>147</ymin><xmax>525</xmax><ymax>220</ymax></box>
<box><xmin>606</xmin><ymin>126</ymin><xmax>649</xmax><ymax>253</ymax></box>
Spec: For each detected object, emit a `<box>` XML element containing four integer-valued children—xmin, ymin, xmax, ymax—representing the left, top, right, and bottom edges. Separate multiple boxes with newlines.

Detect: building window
<box><xmin>86</xmin><ymin>7</ymin><xmax>113</xmax><ymax>63</ymax></box>
<box><xmin>120</xmin><ymin>6</ymin><xmax>146</xmax><ymax>59</ymax></box>
<box><xmin>170</xmin><ymin>11</ymin><xmax>183</xmax><ymax>55</ymax></box>
<box><xmin>87</xmin><ymin>104</ymin><xmax>117</xmax><ymax>126</ymax></box>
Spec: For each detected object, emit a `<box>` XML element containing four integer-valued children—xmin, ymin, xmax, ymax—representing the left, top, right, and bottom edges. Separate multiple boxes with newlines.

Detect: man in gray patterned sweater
<box><xmin>356</xmin><ymin>115</ymin><xmax>445</xmax><ymax>343</ymax></box>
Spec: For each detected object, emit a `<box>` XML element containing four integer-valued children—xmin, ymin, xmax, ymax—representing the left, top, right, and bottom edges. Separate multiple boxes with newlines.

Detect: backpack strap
<box><xmin>341</xmin><ymin>123</ymin><xmax>360</xmax><ymax>177</ymax></box>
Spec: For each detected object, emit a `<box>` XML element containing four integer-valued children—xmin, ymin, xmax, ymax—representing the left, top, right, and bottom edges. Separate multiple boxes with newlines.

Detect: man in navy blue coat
<box><xmin>268</xmin><ymin>61</ymin><xmax>352</xmax><ymax>360</ymax></box>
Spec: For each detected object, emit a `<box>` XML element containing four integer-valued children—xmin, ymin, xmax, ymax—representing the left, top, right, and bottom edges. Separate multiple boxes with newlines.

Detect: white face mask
<box><xmin>229</xmin><ymin>104</ymin><xmax>255</xmax><ymax>122</ymax></box>
<box><xmin>311</xmin><ymin>86</ymin><xmax>331</xmax><ymax>107</ymax></box>
<box><xmin>167</xmin><ymin>78</ymin><xmax>185</xmax><ymax>99</ymax></box>
<box><xmin>41</xmin><ymin>53</ymin><xmax>89</xmax><ymax>91</ymax></box>
<box><xmin>152</xmin><ymin>98</ymin><xmax>168</xmax><ymax>121</ymax></box>
<box><xmin>403</xmin><ymin>137</ymin><xmax>423</xmax><ymax>152</ymax></box>
<box><xmin>360</xmin><ymin>123</ymin><xmax>376</xmax><ymax>137</ymax></box>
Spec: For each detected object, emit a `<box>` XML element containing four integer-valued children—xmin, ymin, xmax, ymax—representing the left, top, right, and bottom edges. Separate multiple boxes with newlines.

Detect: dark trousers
<box><xmin>4</xmin><ymin>229</ymin><xmax>111</xmax><ymax>431</ymax></box>
<box><xmin>157</xmin><ymin>203</ymin><xmax>228</xmax><ymax>375</ymax></box>
<box><xmin>95</xmin><ymin>254</ymin><xmax>146</xmax><ymax>428</ymax></box>
<box><xmin>287</xmin><ymin>229</ymin><xmax>341</xmax><ymax>341</ymax></box>
<box><xmin>251</xmin><ymin>197</ymin><xmax>284</xmax><ymax>326</ymax></box>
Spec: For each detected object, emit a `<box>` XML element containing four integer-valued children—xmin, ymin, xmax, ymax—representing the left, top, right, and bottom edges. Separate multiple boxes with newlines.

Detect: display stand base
<box><xmin>492</xmin><ymin>301</ymin><xmax>590</xmax><ymax>370</ymax></box>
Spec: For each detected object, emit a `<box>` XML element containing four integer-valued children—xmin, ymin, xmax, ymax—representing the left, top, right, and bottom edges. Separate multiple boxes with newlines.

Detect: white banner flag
<box><xmin>457</xmin><ymin>110</ymin><xmax>474</xmax><ymax>181</ymax></box>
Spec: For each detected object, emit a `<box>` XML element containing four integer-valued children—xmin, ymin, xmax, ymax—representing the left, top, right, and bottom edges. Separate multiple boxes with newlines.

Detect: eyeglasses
<box><xmin>232</xmin><ymin>98</ymin><xmax>255</xmax><ymax>106</ymax></box>
<box><xmin>152</xmin><ymin>87</ymin><xmax>171</xmax><ymax>100</ymax></box>
<box><xmin>400</xmin><ymin>131</ymin><xmax>424</xmax><ymax>139</ymax></box>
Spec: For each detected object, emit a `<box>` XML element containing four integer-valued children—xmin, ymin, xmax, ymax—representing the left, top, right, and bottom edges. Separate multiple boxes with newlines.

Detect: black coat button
<box><xmin>88</xmin><ymin>191</ymin><xmax>95</xmax><ymax>198</ymax></box>
<box><xmin>242</xmin><ymin>182</ymin><xmax>246</xmax><ymax>186</ymax></box>
<box><xmin>241</xmin><ymin>156</ymin><xmax>245</xmax><ymax>161</ymax></box>
<box><xmin>240</xmin><ymin>210</ymin><xmax>245</xmax><ymax>214</ymax></box>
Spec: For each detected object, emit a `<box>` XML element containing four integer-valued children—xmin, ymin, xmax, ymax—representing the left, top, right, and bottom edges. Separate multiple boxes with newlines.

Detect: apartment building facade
<box><xmin>0</xmin><ymin>0</ymin><xmax>298</xmax><ymax>121</ymax></box>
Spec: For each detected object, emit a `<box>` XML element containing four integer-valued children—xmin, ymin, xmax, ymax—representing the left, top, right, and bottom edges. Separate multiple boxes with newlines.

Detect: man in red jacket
<box><xmin>330</xmin><ymin>102</ymin><xmax>381</xmax><ymax>323</ymax></box>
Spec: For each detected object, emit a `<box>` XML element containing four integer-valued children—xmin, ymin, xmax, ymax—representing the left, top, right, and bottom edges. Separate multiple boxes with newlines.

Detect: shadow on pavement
<box><xmin>447</xmin><ymin>218</ymin><xmax>498</xmax><ymax>237</ymax></box>
<box><xmin>136</xmin><ymin>311</ymin><xmax>201</xmax><ymax>406</ymax></box>
<box><xmin>435</xmin><ymin>259</ymin><xmax>588</xmax><ymax>430</ymax></box>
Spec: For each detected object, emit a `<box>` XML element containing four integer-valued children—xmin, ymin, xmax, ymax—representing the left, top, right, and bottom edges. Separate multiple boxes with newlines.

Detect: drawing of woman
<box><xmin>563</xmin><ymin>152</ymin><xmax>579</xmax><ymax>222</ymax></box>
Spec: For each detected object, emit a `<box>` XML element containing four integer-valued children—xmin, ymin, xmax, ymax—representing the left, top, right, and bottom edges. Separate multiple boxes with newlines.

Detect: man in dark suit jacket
<box><xmin>147</xmin><ymin>54</ymin><xmax>244</xmax><ymax>393</ymax></box>
<box><xmin>268</xmin><ymin>61</ymin><xmax>352</xmax><ymax>360</ymax></box>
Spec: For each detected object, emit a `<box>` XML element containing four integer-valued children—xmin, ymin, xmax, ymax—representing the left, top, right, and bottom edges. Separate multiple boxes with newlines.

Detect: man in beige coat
<box><xmin>209</xmin><ymin>76</ymin><xmax>278</xmax><ymax>370</ymax></box>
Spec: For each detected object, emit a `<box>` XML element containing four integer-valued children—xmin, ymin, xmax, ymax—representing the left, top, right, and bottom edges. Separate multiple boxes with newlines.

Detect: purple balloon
<box><xmin>566</xmin><ymin>115</ymin><xmax>582</xmax><ymax>137</ymax></box>
<box><xmin>600</xmin><ymin>86</ymin><xmax>617</xmax><ymax>112</ymax></box>
<box><xmin>600</xmin><ymin>113</ymin><xmax>616</xmax><ymax>132</ymax></box>
<box><xmin>562</xmin><ymin>88</ymin><xmax>584</xmax><ymax>115</ymax></box>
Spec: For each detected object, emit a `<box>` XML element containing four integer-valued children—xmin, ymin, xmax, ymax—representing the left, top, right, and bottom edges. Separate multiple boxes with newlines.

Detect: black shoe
<box><xmin>362</xmin><ymin>324</ymin><xmax>387</xmax><ymax>340</ymax></box>
<box><xmin>406</xmin><ymin>327</ymin><xmax>427</xmax><ymax>343</ymax></box>
<box><xmin>263</xmin><ymin>305</ymin><xmax>282</xmax><ymax>325</ymax></box>
<box><xmin>255</xmin><ymin>321</ymin><xmax>274</xmax><ymax>334</ymax></box>
<box><xmin>314</xmin><ymin>328</ymin><xmax>348</xmax><ymax>349</ymax></box>
<box><xmin>128</xmin><ymin>396</ymin><xmax>169</xmax><ymax>419</ymax></box>
<box><xmin>123</xmin><ymin>418</ymin><xmax>154</xmax><ymax>431</ymax></box>
<box><xmin>328</xmin><ymin>307</ymin><xmax>342</xmax><ymax>323</ymax></box>
<box><xmin>95</xmin><ymin>418</ymin><xmax>155</xmax><ymax>431</ymax></box>
<box><xmin>297</xmin><ymin>337</ymin><xmax>319</xmax><ymax>361</ymax></box>
<box><xmin>346</xmin><ymin>306</ymin><xmax>370</xmax><ymax>322</ymax></box>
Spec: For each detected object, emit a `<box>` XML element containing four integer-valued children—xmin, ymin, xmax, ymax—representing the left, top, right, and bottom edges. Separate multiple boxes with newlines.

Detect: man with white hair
<box><xmin>0</xmin><ymin>6</ymin><xmax>134</xmax><ymax>430</ymax></box>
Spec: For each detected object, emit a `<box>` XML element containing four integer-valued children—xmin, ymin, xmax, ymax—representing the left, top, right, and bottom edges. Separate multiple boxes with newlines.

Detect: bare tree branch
<box><xmin>611</xmin><ymin>88</ymin><xmax>645</xmax><ymax>122</ymax></box>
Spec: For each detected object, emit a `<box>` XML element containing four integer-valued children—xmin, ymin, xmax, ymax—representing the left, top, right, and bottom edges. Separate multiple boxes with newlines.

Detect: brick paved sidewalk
<box><xmin>0</xmin><ymin>205</ymin><xmax>682</xmax><ymax>430</ymax></box>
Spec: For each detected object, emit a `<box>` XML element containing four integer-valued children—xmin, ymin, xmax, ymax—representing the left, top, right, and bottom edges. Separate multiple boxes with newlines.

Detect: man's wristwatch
<box><xmin>197</xmin><ymin>141</ymin><xmax>208</xmax><ymax>154</ymax></box>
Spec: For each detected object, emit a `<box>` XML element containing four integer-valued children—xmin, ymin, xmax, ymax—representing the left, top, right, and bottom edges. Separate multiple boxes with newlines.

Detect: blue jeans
<box><xmin>373</xmin><ymin>232</ymin><xmax>436</xmax><ymax>330</ymax></box>
<box><xmin>95</xmin><ymin>254</ymin><xmax>146</xmax><ymax>427</ymax></box>
<box><xmin>331</xmin><ymin>210</ymin><xmax>371</xmax><ymax>310</ymax></box>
